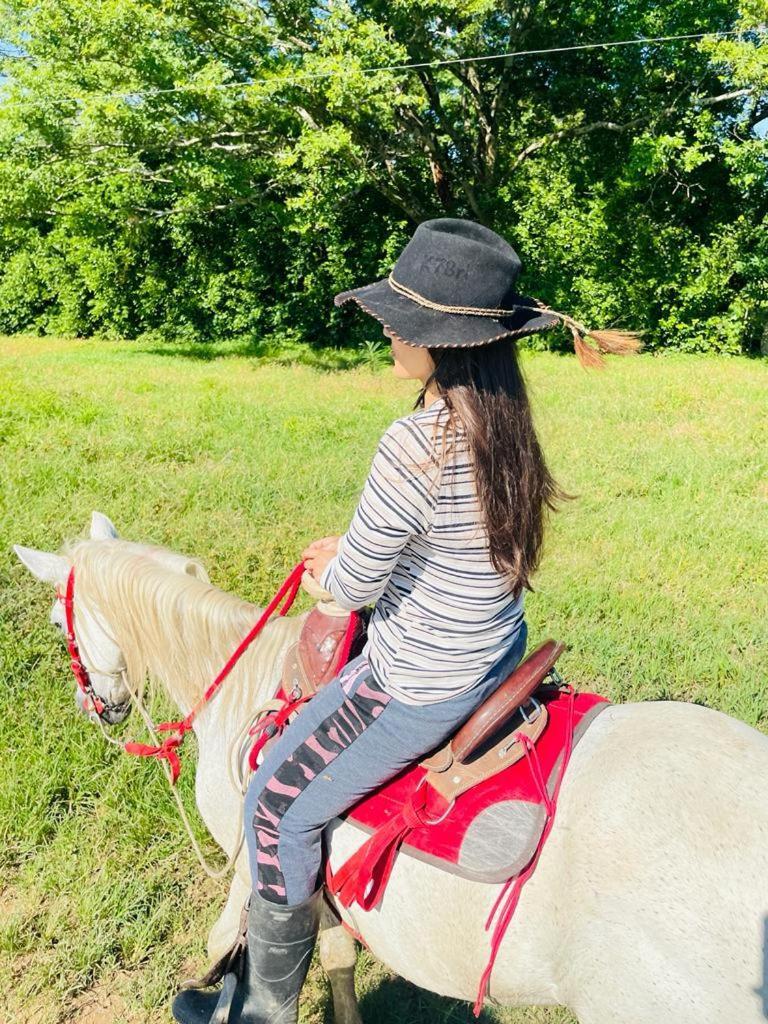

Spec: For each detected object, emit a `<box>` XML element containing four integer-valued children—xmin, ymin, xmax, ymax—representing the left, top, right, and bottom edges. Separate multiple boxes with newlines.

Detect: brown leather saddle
<box><xmin>282</xmin><ymin>603</ymin><xmax>567</xmax><ymax>797</ymax></box>
<box><xmin>418</xmin><ymin>638</ymin><xmax>566</xmax><ymax>800</ymax></box>
<box><xmin>281</xmin><ymin>606</ymin><xmax>369</xmax><ymax>700</ymax></box>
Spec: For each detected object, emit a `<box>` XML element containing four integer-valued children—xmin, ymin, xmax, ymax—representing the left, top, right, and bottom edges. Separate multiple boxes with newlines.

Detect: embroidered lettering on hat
<box><xmin>420</xmin><ymin>254</ymin><xmax>472</xmax><ymax>281</ymax></box>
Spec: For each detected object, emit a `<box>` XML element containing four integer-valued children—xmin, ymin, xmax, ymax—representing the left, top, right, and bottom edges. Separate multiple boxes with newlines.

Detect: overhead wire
<box><xmin>0</xmin><ymin>26</ymin><xmax>763</xmax><ymax>111</ymax></box>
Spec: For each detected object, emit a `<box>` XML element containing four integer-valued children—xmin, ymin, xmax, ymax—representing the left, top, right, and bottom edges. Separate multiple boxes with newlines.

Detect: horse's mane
<box><xmin>65</xmin><ymin>539</ymin><xmax>271</xmax><ymax>711</ymax></box>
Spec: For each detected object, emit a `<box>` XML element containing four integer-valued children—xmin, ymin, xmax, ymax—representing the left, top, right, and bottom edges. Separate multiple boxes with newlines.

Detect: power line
<box><xmin>349</xmin><ymin>28</ymin><xmax>766</xmax><ymax>77</ymax></box>
<box><xmin>0</xmin><ymin>26</ymin><xmax>763</xmax><ymax>111</ymax></box>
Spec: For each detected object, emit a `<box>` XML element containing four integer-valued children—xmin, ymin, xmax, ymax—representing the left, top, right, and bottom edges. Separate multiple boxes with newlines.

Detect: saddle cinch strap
<box><xmin>327</xmin><ymin>639</ymin><xmax>567</xmax><ymax>911</ymax></box>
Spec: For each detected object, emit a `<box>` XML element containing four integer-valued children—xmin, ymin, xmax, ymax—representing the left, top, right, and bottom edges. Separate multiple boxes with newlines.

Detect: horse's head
<box><xmin>14</xmin><ymin>511</ymin><xmax>210</xmax><ymax>726</ymax></box>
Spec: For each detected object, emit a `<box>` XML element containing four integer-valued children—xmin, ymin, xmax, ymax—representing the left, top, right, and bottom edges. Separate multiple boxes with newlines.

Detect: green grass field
<box><xmin>0</xmin><ymin>336</ymin><xmax>765</xmax><ymax>1024</ymax></box>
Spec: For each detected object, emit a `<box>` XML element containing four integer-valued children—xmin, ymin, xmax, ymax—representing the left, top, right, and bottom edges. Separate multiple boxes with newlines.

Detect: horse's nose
<box><xmin>99</xmin><ymin>703</ymin><xmax>132</xmax><ymax>726</ymax></box>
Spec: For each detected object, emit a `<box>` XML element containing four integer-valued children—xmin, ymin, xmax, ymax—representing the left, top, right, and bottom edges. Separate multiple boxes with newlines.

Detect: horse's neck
<box><xmin>131</xmin><ymin>584</ymin><xmax>304</xmax><ymax>733</ymax></box>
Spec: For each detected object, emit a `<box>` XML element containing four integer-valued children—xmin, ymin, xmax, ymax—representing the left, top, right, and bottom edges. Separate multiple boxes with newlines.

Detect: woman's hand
<box><xmin>302</xmin><ymin>536</ymin><xmax>341</xmax><ymax>581</ymax></box>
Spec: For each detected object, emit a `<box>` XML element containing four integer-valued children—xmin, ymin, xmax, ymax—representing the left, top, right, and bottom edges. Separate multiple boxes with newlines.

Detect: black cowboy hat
<box><xmin>334</xmin><ymin>218</ymin><xmax>560</xmax><ymax>349</ymax></box>
<box><xmin>334</xmin><ymin>218</ymin><xmax>643</xmax><ymax>365</ymax></box>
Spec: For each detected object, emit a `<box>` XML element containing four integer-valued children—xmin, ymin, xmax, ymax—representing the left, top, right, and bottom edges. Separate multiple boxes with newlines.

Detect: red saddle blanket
<box><xmin>325</xmin><ymin>686</ymin><xmax>609</xmax><ymax>1017</ymax></box>
<box><xmin>329</xmin><ymin>687</ymin><xmax>608</xmax><ymax>893</ymax></box>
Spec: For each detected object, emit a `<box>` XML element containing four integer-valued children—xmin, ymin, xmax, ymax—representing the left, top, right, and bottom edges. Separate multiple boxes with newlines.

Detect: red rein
<box><xmin>61</xmin><ymin>561</ymin><xmax>308</xmax><ymax>783</ymax></box>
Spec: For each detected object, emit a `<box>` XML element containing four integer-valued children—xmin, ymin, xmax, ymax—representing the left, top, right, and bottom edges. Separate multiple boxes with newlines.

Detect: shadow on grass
<box><xmin>131</xmin><ymin>336</ymin><xmax>593</xmax><ymax>372</ymax></box>
<box><xmin>135</xmin><ymin>342</ymin><xmax>251</xmax><ymax>362</ymax></box>
<box><xmin>133</xmin><ymin>339</ymin><xmax>387</xmax><ymax>372</ymax></box>
<box><xmin>357</xmin><ymin>974</ymin><xmax>498</xmax><ymax>1024</ymax></box>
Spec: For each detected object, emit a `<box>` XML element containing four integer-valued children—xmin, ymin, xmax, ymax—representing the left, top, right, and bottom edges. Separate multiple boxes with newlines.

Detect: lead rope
<box><xmin>89</xmin><ymin>667</ymin><xmax>242</xmax><ymax>879</ymax></box>
<box><xmin>91</xmin><ymin>668</ymin><xmax>283</xmax><ymax>878</ymax></box>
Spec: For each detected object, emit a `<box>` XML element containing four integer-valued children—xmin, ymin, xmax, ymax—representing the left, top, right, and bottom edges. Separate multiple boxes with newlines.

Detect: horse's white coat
<box><xmin>16</xmin><ymin>525</ymin><xmax>768</xmax><ymax>1024</ymax></box>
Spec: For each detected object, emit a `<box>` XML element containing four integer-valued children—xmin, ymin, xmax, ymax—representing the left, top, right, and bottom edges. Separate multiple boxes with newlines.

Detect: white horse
<box><xmin>15</xmin><ymin>514</ymin><xmax>768</xmax><ymax>1024</ymax></box>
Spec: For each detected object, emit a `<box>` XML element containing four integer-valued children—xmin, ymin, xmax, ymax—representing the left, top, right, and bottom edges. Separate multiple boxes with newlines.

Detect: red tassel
<box><xmin>125</xmin><ymin>732</ymin><xmax>185</xmax><ymax>784</ymax></box>
<box><xmin>328</xmin><ymin>785</ymin><xmax>431</xmax><ymax>910</ymax></box>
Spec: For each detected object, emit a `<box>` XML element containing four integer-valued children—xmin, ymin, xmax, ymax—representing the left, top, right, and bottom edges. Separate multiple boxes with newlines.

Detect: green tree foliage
<box><xmin>0</xmin><ymin>0</ymin><xmax>765</xmax><ymax>351</ymax></box>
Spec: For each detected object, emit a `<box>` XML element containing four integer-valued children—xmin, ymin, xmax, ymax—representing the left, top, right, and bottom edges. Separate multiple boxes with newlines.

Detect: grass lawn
<box><xmin>0</xmin><ymin>335</ymin><xmax>765</xmax><ymax>1024</ymax></box>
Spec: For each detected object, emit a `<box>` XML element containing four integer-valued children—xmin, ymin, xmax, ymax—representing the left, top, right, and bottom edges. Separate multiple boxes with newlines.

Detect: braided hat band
<box><xmin>388</xmin><ymin>273</ymin><xmax>588</xmax><ymax>332</ymax></box>
<box><xmin>387</xmin><ymin>273</ymin><xmax>642</xmax><ymax>368</ymax></box>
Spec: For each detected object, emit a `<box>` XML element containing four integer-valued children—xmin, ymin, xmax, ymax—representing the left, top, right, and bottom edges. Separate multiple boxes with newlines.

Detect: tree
<box><xmin>0</xmin><ymin>0</ymin><xmax>765</xmax><ymax>352</ymax></box>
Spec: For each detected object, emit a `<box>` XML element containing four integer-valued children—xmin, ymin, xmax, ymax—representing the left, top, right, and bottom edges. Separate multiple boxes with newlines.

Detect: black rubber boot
<box><xmin>171</xmin><ymin>887</ymin><xmax>323</xmax><ymax>1024</ymax></box>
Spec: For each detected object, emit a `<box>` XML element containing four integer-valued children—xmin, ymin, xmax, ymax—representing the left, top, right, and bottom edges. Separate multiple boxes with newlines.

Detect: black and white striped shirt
<box><xmin>319</xmin><ymin>397</ymin><xmax>526</xmax><ymax>704</ymax></box>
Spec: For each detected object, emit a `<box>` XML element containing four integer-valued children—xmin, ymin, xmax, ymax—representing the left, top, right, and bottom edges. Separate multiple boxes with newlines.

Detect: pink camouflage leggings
<box><xmin>243</xmin><ymin>622</ymin><xmax>528</xmax><ymax>906</ymax></box>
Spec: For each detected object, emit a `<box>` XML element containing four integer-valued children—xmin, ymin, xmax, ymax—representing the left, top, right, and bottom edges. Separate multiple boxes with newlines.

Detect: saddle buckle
<box><xmin>496</xmin><ymin>697</ymin><xmax>542</xmax><ymax>758</ymax></box>
<box><xmin>520</xmin><ymin>696</ymin><xmax>543</xmax><ymax>725</ymax></box>
<box><xmin>546</xmin><ymin>666</ymin><xmax>565</xmax><ymax>687</ymax></box>
<box><xmin>414</xmin><ymin>777</ymin><xmax>456</xmax><ymax>825</ymax></box>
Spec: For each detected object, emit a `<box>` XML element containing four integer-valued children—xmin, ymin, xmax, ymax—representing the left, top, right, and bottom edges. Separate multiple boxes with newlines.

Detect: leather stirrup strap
<box><xmin>179</xmin><ymin>899</ymin><xmax>249</xmax><ymax>991</ymax></box>
<box><xmin>211</xmin><ymin>972</ymin><xmax>239</xmax><ymax>1024</ymax></box>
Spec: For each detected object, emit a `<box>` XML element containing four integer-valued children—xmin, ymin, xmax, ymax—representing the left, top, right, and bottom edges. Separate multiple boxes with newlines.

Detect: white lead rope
<box><xmin>96</xmin><ymin>672</ymin><xmax>282</xmax><ymax>880</ymax></box>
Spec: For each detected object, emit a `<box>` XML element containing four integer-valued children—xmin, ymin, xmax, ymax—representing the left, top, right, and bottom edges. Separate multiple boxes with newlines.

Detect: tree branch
<box><xmin>415</xmin><ymin>67</ymin><xmax>476</xmax><ymax>171</ymax></box>
<box><xmin>134</xmin><ymin>189</ymin><xmax>265</xmax><ymax>219</ymax></box>
<box><xmin>449</xmin><ymin>62</ymin><xmax>496</xmax><ymax>178</ymax></box>
<box><xmin>511</xmin><ymin>88</ymin><xmax>757</xmax><ymax>170</ymax></box>
<box><xmin>395</xmin><ymin>104</ymin><xmax>454</xmax><ymax>209</ymax></box>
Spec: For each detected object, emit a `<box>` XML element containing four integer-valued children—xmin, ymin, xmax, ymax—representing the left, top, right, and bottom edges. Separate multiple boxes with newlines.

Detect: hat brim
<box><xmin>334</xmin><ymin>277</ymin><xmax>560</xmax><ymax>348</ymax></box>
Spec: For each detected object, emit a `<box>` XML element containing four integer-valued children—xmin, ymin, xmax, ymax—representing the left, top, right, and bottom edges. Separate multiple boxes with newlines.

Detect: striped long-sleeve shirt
<box><xmin>319</xmin><ymin>396</ymin><xmax>526</xmax><ymax>705</ymax></box>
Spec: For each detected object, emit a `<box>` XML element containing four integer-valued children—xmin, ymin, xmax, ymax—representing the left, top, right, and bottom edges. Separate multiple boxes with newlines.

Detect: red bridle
<box><xmin>57</xmin><ymin>561</ymin><xmax>312</xmax><ymax>782</ymax></box>
<box><xmin>58</xmin><ymin>567</ymin><xmax>109</xmax><ymax>717</ymax></box>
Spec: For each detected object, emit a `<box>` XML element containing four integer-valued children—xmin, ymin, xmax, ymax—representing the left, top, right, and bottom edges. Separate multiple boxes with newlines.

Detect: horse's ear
<box><xmin>147</xmin><ymin>548</ymin><xmax>211</xmax><ymax>584</ymax></box>
<box><xmin>13</xmin><ymin>545</ymin><xmax>70</xmax><ymax>584</ymax></box>
<box><xmin>90</xmin><ymin>511</ymin><xmax>119</xmax><ymax>540</ymax></box>
<box><xmin>178</xmin><ymin>558</ymin><xmax>210</xmax><ymax>584</ymax></box>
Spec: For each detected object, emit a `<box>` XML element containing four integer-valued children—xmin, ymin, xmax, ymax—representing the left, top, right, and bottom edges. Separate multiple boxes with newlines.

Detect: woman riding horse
<box><xmin>171</xmin><ymin>217</ymin><xmax>639</xmax><ymax>1024</ymax></box>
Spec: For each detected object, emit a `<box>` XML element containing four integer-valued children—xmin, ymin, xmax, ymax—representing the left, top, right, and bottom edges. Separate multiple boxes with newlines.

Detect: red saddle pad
<box><xmin>338</xmin><ymin>687</ymin><xmax>609</xmax><ymax>882</ymax></box>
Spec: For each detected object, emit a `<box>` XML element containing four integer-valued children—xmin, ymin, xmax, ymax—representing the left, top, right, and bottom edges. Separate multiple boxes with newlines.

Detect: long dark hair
<box><xmin>416</xmin><ymin>339</ymin><xmax>576</xmax><ymax>599</ymax></box>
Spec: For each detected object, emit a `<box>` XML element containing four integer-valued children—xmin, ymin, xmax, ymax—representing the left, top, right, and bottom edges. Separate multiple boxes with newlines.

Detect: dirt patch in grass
<box><xmin>66</xmin><ymin>977</ymin><xmax>133</xmax><ymax>1024</ymax></box>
